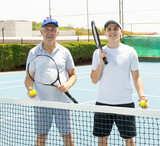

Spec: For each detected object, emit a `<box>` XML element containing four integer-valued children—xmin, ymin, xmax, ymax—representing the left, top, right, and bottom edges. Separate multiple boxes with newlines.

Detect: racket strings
<box><xmin>28</xmin><ymin>56</ymin><xmax>58</xmax><ymax>85</ymax></box>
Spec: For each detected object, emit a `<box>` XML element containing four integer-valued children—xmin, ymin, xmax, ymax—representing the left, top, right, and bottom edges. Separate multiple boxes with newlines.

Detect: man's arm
<box><xmin>24</xmin><ymin>72</ymin><xmax>37</xmax><ymax>98</ymax></box>
<box><xmin>90</xmin><ymin>60</ymin><xmax>104</xmax><ymax>84</ymax></box>
<box><xmin>57</xmin><ymin>68</ymin><xmax>77</xmax><ymax>93</ymax></box>
<box><xmin>90</xmin><ymin>52</ymin><xmax>106</xmax><ymax>84</ymax></box>
<box><xmin>131</xmin><ymin>70</ymin><xmax>148</xmax><ymax>108</ymax></box>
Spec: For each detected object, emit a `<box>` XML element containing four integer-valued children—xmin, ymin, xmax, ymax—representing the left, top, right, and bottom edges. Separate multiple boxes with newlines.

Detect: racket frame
<box><xmin>91</xmin><ymin>21</ymin><xmax>108</xmax><ymax>64</ymax></box>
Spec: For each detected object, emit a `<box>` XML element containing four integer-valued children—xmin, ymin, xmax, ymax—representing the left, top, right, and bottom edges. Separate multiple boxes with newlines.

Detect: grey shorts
<box><xmin>34</xmin><ymin>107</ymin><xmax>72</xmax><ymax>135</ymax></box>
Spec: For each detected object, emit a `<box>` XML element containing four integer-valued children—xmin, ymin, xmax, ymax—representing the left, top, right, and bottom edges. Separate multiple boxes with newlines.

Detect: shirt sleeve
<box><xmin>26</xmin><ymin>45</ymin><xmax>40</xmax><ymax>71</ymax></box>
<box><xmin>91</xmin><ymin>49</ymin><xmax>100</xmax><ymax>71</ymax></box>
<box><xmin>65</xmin><ymin>50</ymin><xmax>75</xmax><ymax>70</ymax></box>
<box><xmin>26</xmin><ymin>51</ymin><xmax>35</xmax><ymax>71</ymax></box>
<box><xmin>130</xmin><ymin>48</ymin><xmax>140</xmax><ymax>71</ymax></box>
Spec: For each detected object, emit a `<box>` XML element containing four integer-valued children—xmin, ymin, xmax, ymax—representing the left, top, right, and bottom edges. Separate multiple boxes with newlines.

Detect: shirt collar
<box><xmin>39</xmin><ymin>42</ymin><xmax>60</xmax><ymax>54</ymax></box>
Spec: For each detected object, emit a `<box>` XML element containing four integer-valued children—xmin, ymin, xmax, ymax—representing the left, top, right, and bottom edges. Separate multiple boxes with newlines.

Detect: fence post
<box><xmin>21</xmin><ymin>38</ymin><xmax>23</xmax><ymax>44</ymax></box>
<box><xmin>2</xmin><ymin>27</ymin><xmax>5</xmax><ymax>44</ymax></box>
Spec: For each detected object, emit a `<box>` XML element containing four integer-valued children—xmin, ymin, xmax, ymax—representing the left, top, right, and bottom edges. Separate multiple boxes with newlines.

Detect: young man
<box><xmin>25</xmin><ymin>18</ymin><xmax>76</xmax><ymax>146</ymax></box>
<box><xmin>90</xmin><ymin>20</ymin><xmax>148</xmax><ymax>146</ymax></box>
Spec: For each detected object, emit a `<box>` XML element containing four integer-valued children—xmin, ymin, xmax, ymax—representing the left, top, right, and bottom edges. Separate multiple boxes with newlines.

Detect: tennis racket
<box><xmin>91</xmin><ymin>21</ymin><xmax>108</xmax><ymax>64</ymax></box>
<box><xmin>27</xmin><ymin>54</ymin><xmax>78</xmax><ymax>104</ymax></box>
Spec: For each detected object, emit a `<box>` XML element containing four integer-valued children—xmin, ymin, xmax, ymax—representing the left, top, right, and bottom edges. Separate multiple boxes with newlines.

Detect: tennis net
<box><xmin>0</xmin><ymin>97</ymin><xmax>160</xmax><ymax>146</ymax></box>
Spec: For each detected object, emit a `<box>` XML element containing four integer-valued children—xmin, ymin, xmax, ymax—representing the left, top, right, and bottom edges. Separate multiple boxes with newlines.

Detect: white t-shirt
<box><xmin>26</xmin><ymin>42</ymin><xmax>75</xmax><ymax>102</ymax></box>
<box><xmin>92</xmin><ymin>43</ymin><xmax>140</xmax><ymax>105</ymax></box>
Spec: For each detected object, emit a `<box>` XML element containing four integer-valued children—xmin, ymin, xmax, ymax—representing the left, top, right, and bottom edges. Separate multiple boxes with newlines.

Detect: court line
<box><xmin>77</xmin><ymin>72</ymin><xmax>160</xmax><ymax>75</ymax></box>
<box><xmin>0</xmin><ymin>113</ymin><xmax>33</xmax><ymax>122</ymax></box>
<box><xmin>77</xmin><ymin>77</ymin><xmax>89</xmax><ymax>79</ymax></box>
<box><xmin>72</xmin><ymin>89</ymin><xmax>160</xmax><ymax>98</ymax></box>
<box><xmin>0</xmin><ymin>80</ymin><xmax>23</xmax><ymax>84</ymax></box>
<box><xmin>0</xmin><ymin>85</ymin><xmax>24</xmax><ymax>90</ymax></box>
<box><xmin>141</xmin><ymin>72</ymin><xmax>160</xmax><ymax>75</ymax></box>
<box><xmin>132</xmin><ymin>93</ymin><xmax>160</xmax><ymax>98</ymax></box>
<box><xmin>0</xmin><ymin>71</ymin><xmax>25</xmax><ymax>75</ymax></box>
<box><xmin>72</xmin><ymin>88</ymin><xmax>97</xmax><ymax>92</ymax></box>
<box><xmin>0</xmin><ymin>76</ymin><xmax>89</xmax><ymax>84</ymax></box>
<box><xmin>77</xmin><ymin>72</ymin><xmax>90</xmax><ymax>75</ymax></box>
<box><xmin>80</xmin><ymin>100</ymin><xmax>96</xmax><ymax>104</ymax></box>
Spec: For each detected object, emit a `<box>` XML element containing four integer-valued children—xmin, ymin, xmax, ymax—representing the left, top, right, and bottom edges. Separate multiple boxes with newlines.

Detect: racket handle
<box><xmin>103</xmin><ymin>57</ymin><xmax>108</xmax><ymax>64</ymax></box>
<box><xmin>64</xmin><ymin>91</ymin><xmax>78</xmax><ymax>104</ymax></box>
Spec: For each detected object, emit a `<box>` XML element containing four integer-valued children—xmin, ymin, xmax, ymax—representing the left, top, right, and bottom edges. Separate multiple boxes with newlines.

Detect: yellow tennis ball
<box><xmin>140</xmin><ymin>100</ymin><xmax>147</xmax><ymax>107</ymax></box>
<box><xmin>29</xmin><ymin>89</ymin><xmax>37</xmax><ymax>96</ymax></box>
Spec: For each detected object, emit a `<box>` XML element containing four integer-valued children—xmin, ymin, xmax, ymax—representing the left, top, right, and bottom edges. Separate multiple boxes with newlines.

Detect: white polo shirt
<box><xmin>26</xmin><ymin>42</ymin><xmax>75</xmax><ymax>102</ymax></box>
<box><xmin>92</xmin><ymin>43</ymin><xmax>140</xmax><ymax>105</ymax></box>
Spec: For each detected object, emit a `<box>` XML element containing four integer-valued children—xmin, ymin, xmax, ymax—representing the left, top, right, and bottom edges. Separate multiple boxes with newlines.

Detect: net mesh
<box><xmin>0</xmin><ymin>97</ymin><xmax>160</xmax><ymax>146</ymax></box>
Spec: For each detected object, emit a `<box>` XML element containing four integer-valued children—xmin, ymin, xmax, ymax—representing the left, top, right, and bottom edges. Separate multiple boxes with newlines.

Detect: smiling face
<box><xmin>40</xmin><ymin>23</ymin><xmax>59</xmax><ymax>44</ymax></box>
<box><xmin>104</xmin><ymin>23</ymin><xmax>123</xmax><ymax>42</ymax></box>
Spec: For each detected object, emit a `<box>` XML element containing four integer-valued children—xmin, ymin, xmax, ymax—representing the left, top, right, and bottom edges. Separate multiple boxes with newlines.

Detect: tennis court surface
<box><xmin>0</xmin><ymin>62</ymin><xmax>160</xmax><ymax>145</ymax></box>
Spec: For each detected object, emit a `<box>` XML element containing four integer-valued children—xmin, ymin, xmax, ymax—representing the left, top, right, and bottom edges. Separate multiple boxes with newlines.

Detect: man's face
<box><xmin>104</xmin><ymin>23</ymin><xmax>122</xmax><ymax>41</ymax></box>
<box><xmin>40</xmin><ymin>24</ymin><xmax>59</xmax><ymax>43</ymax></box>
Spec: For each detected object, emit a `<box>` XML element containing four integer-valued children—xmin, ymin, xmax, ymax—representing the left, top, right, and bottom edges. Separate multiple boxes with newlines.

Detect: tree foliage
<box><xmin>32</xmin><ymin>21</ymin><xmax>42</xmax><ymax>31</ymax></box>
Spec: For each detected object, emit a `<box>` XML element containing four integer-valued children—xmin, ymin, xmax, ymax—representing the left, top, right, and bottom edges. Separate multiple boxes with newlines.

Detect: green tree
<box><xmin>32</xmin><ymin>21</ymin><xmax>42</xmax><ymax>31</ymax></box>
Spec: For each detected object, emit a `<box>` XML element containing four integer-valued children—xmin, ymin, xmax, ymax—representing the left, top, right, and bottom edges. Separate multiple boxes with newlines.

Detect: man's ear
<box><xmin>40</xmin><ymin>29</ymin><xmax>43</xmax><ymax>36</ymax></box>
<box><xmin>121</xmin><ymin>29</ymin><xmax>123</xmax><ymax>35</ymax></box>
<box><xmin>104</xmin><ymin>30</ymin><xmax>106</xmax><ymax>35</ymax></box>
<box><xmin>56</xmin><ymin>30</ymin><xmax>59</xmax><ymax>36</ymax></box>
<box><xmin>120</xmin><ymin>29</ymin><xmax>123</xmax><ymax>41</ymax></box>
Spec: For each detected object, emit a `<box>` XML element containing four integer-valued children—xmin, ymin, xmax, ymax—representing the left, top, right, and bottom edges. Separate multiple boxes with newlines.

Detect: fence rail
<box><xmin>0</xmin><ymin>36</ymin><xmax>106</xmax><ymax>44</ymax></box>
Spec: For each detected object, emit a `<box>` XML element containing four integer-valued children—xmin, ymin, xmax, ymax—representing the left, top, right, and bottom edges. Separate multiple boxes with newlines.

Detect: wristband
<box><xmin>139</xmin><ymin>96</ymin><xmax>147</xmax><ymax>102</ymax></box>
<box><xmin>139</xmin><ymin>96</ymin><xmax>146</xmax><ymax>99</ymax></box>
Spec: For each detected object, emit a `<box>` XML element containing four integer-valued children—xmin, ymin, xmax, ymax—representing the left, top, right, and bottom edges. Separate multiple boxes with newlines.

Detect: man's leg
<box><xmin>125</xmin><ymin>137</ymin><xmax>135</xmax><ymax>146</ymax></box>
<box><xmin>98</xmin><ymin>136</ymin><xmax>109</xmax><ymax>146</ymax></box>
<box><xmin>34</xmin><ymin>107</ymin><xmax>53</xmax><ymax>146</ymax></box>
<box><xmin>55</xmin><ymin>109</ymin><xmax>74</xmax><ymax>145</ymax></box>
<box><xmin>62</xmin><ymin>133</ymin><xmax>74</xmax><ymax>146</ymax></box>
<box><xmin>36</xmin><ymin>134</ymin><xmax>48</xmax><ymax>146</ymax></box>
<box><xmin>93</xmin><ymin>103</ymin><xmax>114</xmax><ymax>146</ymax></box>
<box><xmin>115</xmin><ymin>103</ymin><xmax>136</xmax><ymax>146</ymax></box>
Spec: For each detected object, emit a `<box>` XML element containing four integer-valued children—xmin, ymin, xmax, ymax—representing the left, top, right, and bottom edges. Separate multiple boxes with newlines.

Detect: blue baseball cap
<box><xmin>104</xmin><ymin>20</ymin><xmax>121</xmax><ymax>29</ymax></box>
<box><xmin>42</xmin><ymin>18</ymin><xmax>58</xmax><ymax>27</ymax></box>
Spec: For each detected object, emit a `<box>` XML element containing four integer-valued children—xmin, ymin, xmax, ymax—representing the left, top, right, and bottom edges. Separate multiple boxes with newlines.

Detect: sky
<box><xmin>1</xmin><ymin>0</ymin><xmax>160</xmax><ymax>33</ymax></box>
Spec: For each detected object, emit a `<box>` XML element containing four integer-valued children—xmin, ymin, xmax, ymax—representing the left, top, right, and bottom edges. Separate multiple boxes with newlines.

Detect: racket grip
<box><xmin>103</xmin><ymin>57</ymin><xmax>108</xmax><ymax>64</ymax></box>
<box><xmin>64</xmin><ymin>91</ymin><xmax>78</xmax><ymax>104</ymax></box>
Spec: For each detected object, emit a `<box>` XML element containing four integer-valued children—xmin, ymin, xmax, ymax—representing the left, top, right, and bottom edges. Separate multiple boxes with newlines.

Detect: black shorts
<box><xmin>93</xmin><ymin>102</ymin><xmax>137</xmax><ymax>139</ymax></box>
